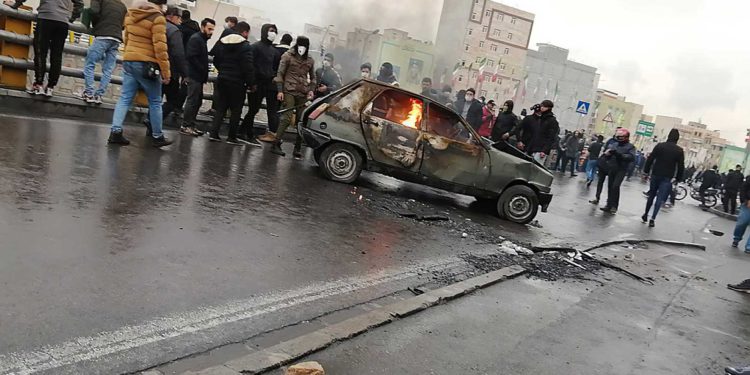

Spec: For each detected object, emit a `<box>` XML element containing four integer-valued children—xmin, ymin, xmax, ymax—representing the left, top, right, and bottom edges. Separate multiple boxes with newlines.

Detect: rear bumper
<box><xmin>300</xmin><ymin>127</ymin><xmax>331</xmax><ymax>149</ymax></box>
<box><xmin>538</xmin><ymin>192</ymin><xmax>553</xmax><ymax>212</ymax></box>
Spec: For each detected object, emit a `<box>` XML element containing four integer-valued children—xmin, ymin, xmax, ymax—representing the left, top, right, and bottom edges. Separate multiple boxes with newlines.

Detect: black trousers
<box><xmin>241</xmin><ymin>81</ymin><xmax>279</xmax><ymax>136</ymax></box>
<box><xmin>724</xmin><ymin>189</ymin><xmax>738</xmax><ymax>214</ymax></box>
<box><xmin>33</xmin><ymin>19</ymin><xmax>69</xmax><ymax>87</ymax></box>
<box><xmin>606</xmin><ymin>170</ymin><xmax>627</xmax><ymax>209</ymax></box>
<box><xmin>211</xmin><ymin>81</ymin><xmax>246</xmax><ymax>139</ymax></box>
<box><xmin>161</xmin><ymin>78</ymin><xmax>181</xmax><ymax>119</ymax></box>
<box><xmin>595</xmin><ymin>169</ymin><xmax>608</xmax><ymax>200</ymax></box>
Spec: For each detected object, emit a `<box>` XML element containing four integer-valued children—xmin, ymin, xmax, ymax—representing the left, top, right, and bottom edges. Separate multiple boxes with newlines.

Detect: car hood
<box><xmin>488</xmin><ymin>141</ymin><xmax>554</xmax><ymax>189</ymax></box>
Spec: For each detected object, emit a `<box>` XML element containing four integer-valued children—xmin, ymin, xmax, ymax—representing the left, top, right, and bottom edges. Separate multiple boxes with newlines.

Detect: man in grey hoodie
<box><xmin>7</xmin><ymin>0</ymin><xmax>83</xmax><ymax>96</ymax></box>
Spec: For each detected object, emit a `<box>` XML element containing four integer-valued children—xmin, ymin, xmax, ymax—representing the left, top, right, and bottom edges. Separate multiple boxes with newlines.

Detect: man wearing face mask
<box><xmin>491</xmin><ymin>100</ymin><xmax>519</xmax><ymax>142</ymax></box>
<box><xmin>220</xmin><ymin>16</ymin><xmax>237</xmax><ymax>39</ymax></box>
<box><xmin>239</xmin><ymin>23</ymin><xmax>279</xmax><ymax>147</ymax></box>
<box><xmin>272</xmin><ymin>36</ymin><xmax>315</xmax><ymax>159</ymax></box>
<box><xmin>314</xmin><ymin>52</ymin><xmax>342</xmax><ymax>99</ymax></box>
<box><xmin>360</xmin><ymin>63</ymin><xmax>372</xmax><ymax>79</ymax></box>
<box><xmin>376</xmin><ymin>62</ymin><xmax>399</xmax><ymax>86</ymax></box>
<box><xmin>456</xmin><ymin>88</ymin><xmax>484</xmax><ymax>131</ymax></box>
<box><xmin>597</xmin><ymin>128</ymin><xmax>636</xmax><ymax>214</ymax></box>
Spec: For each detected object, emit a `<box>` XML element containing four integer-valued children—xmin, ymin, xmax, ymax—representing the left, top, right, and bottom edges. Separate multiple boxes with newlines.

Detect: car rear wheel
<box><xmin>497</xmin><ymin>185</ymin><xmax>539</xmax><ymax>224</ymax></box>
<box><xmin>319</xmin><ymin>143</ymin><xmax>363</xmax><ymax>184</ymax></box>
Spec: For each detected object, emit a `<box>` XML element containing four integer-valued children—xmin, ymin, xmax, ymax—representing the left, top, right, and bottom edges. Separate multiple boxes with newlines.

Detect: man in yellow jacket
<box><xmin>108</xmin><ymin>0</ymin><xmax>173</xmax><ymax>147</ymax></box>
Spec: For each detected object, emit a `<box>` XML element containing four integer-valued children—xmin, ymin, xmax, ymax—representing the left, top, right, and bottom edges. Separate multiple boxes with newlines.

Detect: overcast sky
<box><xmin>250</xmin><ymin>0</ymin><xmax>748</xmax><ymax>146</ymax></box>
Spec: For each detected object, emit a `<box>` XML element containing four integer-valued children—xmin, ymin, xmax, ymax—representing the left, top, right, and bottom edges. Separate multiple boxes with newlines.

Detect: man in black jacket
<box><xmin>315</xmin><ymin>52</ymin><xmax>343</xmax><ymax>99</ymax></box>
<box><xmin>81</xmin><ymin>0</ymin><xmax>126</xmax><ymax>104</ymax></box>
<box><xmin>179</xmin><ymin>10</ymin><xmax>199</xmax><ymax>49</ymax></box>
<box><xmin>181</xmin><ymin>18</ymin><xmax>215</xmax><ymax>136</ymax></box>
<box><xmin>161</xmin><ymin>7</ymin><xmax>189</xmax><ymax>122</ymax></box>
<box><xmin>724</xmin><ymin>164</ymin><xmax>744</xmax><ymax>215</ymax></box>
<box><xmin>730</xmin><ymin>175</ymin><xmax>750</xmax><ymax>254</ymax></box>
<box><xmin>700</xmin><ymin>165</ymin><xmax>721</xmax><ymax>207</ymax></box>
<box><xmin>585</xmin><ymin>135</ymin><xmax>604</xmax><ymax>186</ymax></box>
<box><xmin>457</xmin><ymin>88</ymin><xmax>483</xmax><ymax>131</ymax></box>
<box><xmin>208</xmin><ymin>22</ymin><xmax>253</xmax><ymax>145</ymax></box>
<box><xmin>594</xmin><ymin>128</ymin><xmax>636</xmax><ymax>214</ymax></box>
<box><xmin>240</xmin><ymin>23</ymin><xmax>279</xmax><ymax>146</ymax></box>
<box><xmin>517</xmin><ymin>103</ymin><xmax>558</xmax><ymax>164</ymax></box>
<box><xmin>491</xmin><ymin>100</ymin><xmax>518</xmax><ymax>142</ymax></box>
<box><xmin>641</xmin><ymin>129</ymin><xmax>684</xmax><ymax>227</ymax></box>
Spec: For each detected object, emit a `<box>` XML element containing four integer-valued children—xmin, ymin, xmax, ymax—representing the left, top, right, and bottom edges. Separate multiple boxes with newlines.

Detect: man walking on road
<box><xmin>80</xmin><ymin>0</ymin><xmax>126</xmax><ymax>104</ymax></box>
<box><xmin>8</xmin><ymin>0</ymin><xmax>83</xmax><ymax>96</ymax></box>
<box><xmin>560</xmin><ymin>130</ymin><xmax>581</xmax><ymax>177</ymax></box>
<box><xmin>159</xmin><ymin>6</ymin><xmax>188</xmax><ymax>123</ymax></box>
<box><xmin>457</xmin><ymin>88</ymin><xmax>483</xmax><ymax>131</ymax></box>
<box><xmin>240</xmin><ymin>23</ymin><xmax>279</xmax><ymax>146</ymax></box>
<box><xmin>181</xmin><ymin>18</ymin><xmax>215</xmax><ymax>136</ymax></box>
<box><xmin>700</xmin><ymin>165</ymin><xmax>721</xmax><ymax>207</ymax></box>
<box><xmin>730</xmin><ymin>174</ymin><xmax>750</xmax><ymax>252</ymax></box>
<box><xmin>585</xmin><ymin>135</ymin><xmax>604</xmax><ymax>187</ymax></box>
<box><xmin>271</xmin><ymin>35</ymin><xmax>315</xmax><ymax>159</ymax></box>
<box><xmin>641</xmin><ymin>129</ymin><xmax>684</xmax><ymax>227</ymax></box>
<box><xmin>314</xmin><ymin>52</ymin><xmax>343</xmax><ymax>100</ymax></box>
<box><xmin>107</xmin><ymin>0</ymin><xmax>172</xmax><ymax>148</ymax></box>
<box><xmin>491</xmin><ymin>100</ymin><xmax>518</xmax><ymax>142</ymax></box>
<box><xmin>208</xmin><ymin>22</ymin><xmax>253</xmax><ymax>146</ymax></box>
<box><xmin>723</xmin><ymin>164</ymin><xmax>743</xmax><ymax>215</ymax></box>
<box><xmin>595</xmin><ymin>128</ymin><xmax>635</xmax><ymax>214</ymax></box>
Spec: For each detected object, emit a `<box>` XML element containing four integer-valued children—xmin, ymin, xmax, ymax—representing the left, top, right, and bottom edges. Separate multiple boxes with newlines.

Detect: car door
<box><xmin>360</xmin><ymin>89</ymin><xmax>424</xmax><ymax>172</ymax></box>
<box><xmin>419</xmin><ymin>102</ymin><xmax>491</xmax><ymax>190</ymax></box>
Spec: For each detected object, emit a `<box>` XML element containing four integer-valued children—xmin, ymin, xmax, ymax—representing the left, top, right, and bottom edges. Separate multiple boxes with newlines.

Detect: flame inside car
<box><xmin>401</xmin><ymin>98</ymin><xmax>423</xmax><ymax>129</ymax></box>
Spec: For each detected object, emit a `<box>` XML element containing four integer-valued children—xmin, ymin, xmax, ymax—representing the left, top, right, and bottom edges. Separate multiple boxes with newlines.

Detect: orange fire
<box><xmin>401</xmin><ymin>98</ymin><xmax>423</xmax><ymax>128</ymax></box>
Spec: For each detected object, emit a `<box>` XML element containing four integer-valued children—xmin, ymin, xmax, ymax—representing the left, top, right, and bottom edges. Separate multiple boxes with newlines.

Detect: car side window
<box><xmin>370</xmin><ymin>90</ymin><xmax>423</xmax><ymax>129</ymax></box>
<box><xmin>425</xmin><ymin>104</ymin><xmax>475</xmax><ymax>144</ymax></box>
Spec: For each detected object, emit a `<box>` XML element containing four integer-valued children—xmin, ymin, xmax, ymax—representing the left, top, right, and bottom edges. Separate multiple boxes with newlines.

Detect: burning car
<box><xmin>297</xmin><ymin>79</ymin><xmax>553</xmax><ymax>224</ymax></box>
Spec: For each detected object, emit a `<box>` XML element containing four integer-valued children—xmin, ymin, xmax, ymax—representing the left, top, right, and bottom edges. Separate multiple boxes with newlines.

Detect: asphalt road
<box><xmin>0</xmin><ymin>114</ymin><xmax>740</xmax><ymax>374</ymax></box>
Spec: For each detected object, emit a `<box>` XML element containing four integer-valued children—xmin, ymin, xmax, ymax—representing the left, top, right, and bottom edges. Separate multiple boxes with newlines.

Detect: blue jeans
<box><xmin>733</xmin><ymin>205</ymin><xmax>750</xmax><ymax>251</ymax></box>
<box><xmin>644</xmin><ymin>175</ymin><xmax>672</xmax><ymax>220</ymax></box>
<box><xmin>83</xmin><ymin>38</ymin><xmax>119</xmax><ymax>96</ymax></box>
<box><xmin>585</xmin><ymin>159</ymin><xmax>598</xmax><ymax>181</ymax></box>
<box><xmin>111</xmin><ymin>61</ymin><xmax>163</xmax><ymax>138</ymax></box>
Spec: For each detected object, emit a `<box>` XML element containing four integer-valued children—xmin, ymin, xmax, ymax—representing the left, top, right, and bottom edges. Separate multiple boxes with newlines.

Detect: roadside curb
<box><xmin>177</xmin><ymin>265</ymin><xmax>526</xmax><ymax>375</ymax></box>
<box><xmin>709</xmin><ymin>208</ymin><xmax>738</xmax><ymax>221</ymax></box>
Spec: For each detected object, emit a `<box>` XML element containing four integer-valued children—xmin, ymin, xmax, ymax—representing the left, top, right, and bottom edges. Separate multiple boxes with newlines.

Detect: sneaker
<box><xmin>42</xmin><ymin>86</ymin><xmax>53</xmax><ymax>97</ymax></box>
<box><xmin>599</xmin><ymin>206</ymin><xmax>613</xmax><ymax>214</ymax></box>
<box><xmin>179</xmin><ymin>126</ymin><xmax>196</xmax><ymax>136</ymax></box>
<box><xmin>664</xmin><ymin>202</ymin><xmax>673</xmax><ymax>209</ymax></box>
<box><xmin>239</xmin><ymin>135</ymin><xmax>263</xmax><ymax>148</ymax></box>
<box><xmin>152</xmin><ymin>136</ymin><xmax>173</xmax><ymax>148</ymax></box>
<box><xmin>649</xmin><ymin>219</ymin><xmax>655</xmax><ymax>228</ymax></box>
<box><xmin>270</xmin><ymin>142</ymin><xmax>285</xmax><ymax>156</ymax></box>
<box><xmin>641</xmin><ymin>214</ymin><xmax>648</xmax><ymax>223</ymax></box>
<box><xmin>293</xmin><ymin>150</ymin><xmax>303</xmax><ymax>160</ymax></box>
<box><xmin>725</xmin><ymin>365</ymin><xmax>750</xmax><ymax>375</ymax></box>
<box><xmin>107</xmin><ymin>131</ymin><xmax>130</xmax><ymax>145</ymax></box>
<box><xmin>26</xmin><ymin>83</ymin><xmax>43</xmax><ymax>95</ymax></box>
<box><xmin>731</xmin><ymin>241</ymin><xmax>738</xmax><ymax>248</ymax></box>
<box><xmin>589</xmin><ymin>199</ymin><xmax>599</xmax><ymax>205</ymax></box>
<box><xmin>208</xmin><ymin>133</ymin><xmax>222</xmax><ymax>142</ymax></box>
<box><xmin>192</xmin><ymin>128</ymin><xmax>205</xmax><ymax>136</ymax></box>
<box><xmin>81</xmin><ymin>92</ymin><xmax>95</xmax><ymax>103</ymax></box>
<box><xmin>727</xmin><ymin>279</ymin><xmax>750</xmax><ymax>294</ymax></box>
<box><xmin>258</xmin><ymin>132</ymin><xmax>277</xmax><ymax>143</ymax></box>
<box><xmin>570</xmin><ymin>174</ymin><xmax>578</xmax><ymax>177</ymax></box>
<box><xmin>93</xmin><ymin>94</ymin><xmax>103</xmax><ymax>104</ymax></box>
<box><xmin>225</xmin><ymin>137</ymin><xmax>242</xmax><ymax>145</ymax></box>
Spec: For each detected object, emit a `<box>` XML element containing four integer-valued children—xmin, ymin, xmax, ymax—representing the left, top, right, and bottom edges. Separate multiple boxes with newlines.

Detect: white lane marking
<box><xmin>0</xmin><ymin>253</ymin><xmax>476</xmax><ymax>375</ymax></box>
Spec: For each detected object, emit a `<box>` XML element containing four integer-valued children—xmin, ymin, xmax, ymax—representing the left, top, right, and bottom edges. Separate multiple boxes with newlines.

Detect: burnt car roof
<box><xmin>357</xmin><ymin>78</ymin><xmax>456</xmax><ymax>112</ymax></box>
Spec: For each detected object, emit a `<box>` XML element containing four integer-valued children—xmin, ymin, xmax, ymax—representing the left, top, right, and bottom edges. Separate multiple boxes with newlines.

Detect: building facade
<box><xmin>590</xmin><ymin>89</ymin><xmax>643</xmax><ymax>138</ymax></box>
<box><xmin>518</xmin><ymin>43</ymin><xmax>598</xmax><ymax>132</ymax></box>
<box><xmin>435</xmin><ymin>0</ymin><xmax>534</xmax><ymax>102</ymax></box>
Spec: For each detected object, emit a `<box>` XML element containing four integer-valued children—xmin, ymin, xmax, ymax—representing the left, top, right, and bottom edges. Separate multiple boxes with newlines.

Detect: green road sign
<box><xmin>636</xmin><ymin>120</ymin><xmax>655</xmax><ymax>137</ymax></box>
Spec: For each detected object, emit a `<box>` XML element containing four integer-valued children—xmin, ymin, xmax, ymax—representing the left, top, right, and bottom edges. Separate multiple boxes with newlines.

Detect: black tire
<box><xmin>497</xmin><ymin>185</ymin><xmax>539</xmax><ymax>224</ymax></box>
<box><xmin>703</xmin><ymin>194</ymin><xmax>717</xmax><ymax>208</ymax></box>
<box><xmin>674</xmin><ymin>185</ymin><xmax>687</xmax><ymax>201</ymax></box>
<box><xmin>318</xmin><ymin>143</ymin><xmax>363</xmax><ymax>184</ymax></box>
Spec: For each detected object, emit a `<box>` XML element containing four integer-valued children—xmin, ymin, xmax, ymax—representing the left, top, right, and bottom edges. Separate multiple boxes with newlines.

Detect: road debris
<box><xmin>286</xmin><ymin>361</ymin><xmax>325</xmax><ymax>375</ymax></box>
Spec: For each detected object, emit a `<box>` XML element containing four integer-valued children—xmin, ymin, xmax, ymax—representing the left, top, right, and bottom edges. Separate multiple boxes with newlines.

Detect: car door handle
<box><xmin>363</xmin><ymin>118</ymin><xmax>379</xmax><ymax>126</ymax></box>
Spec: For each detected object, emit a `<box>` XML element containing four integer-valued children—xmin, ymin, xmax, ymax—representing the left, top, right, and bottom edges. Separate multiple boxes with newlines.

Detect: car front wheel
<box><xmin>497</xmin><ymin>185</ymin><xmax>539</xmax><ymax>224</ymax></box>
<box><xmin>319</xmin><ymin>143</ymin><xmax>363</xmax><ymax>184</ymax></box>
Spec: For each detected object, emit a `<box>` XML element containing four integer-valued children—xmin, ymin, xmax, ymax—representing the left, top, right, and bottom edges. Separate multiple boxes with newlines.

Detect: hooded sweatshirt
<box><xmin>274</xmin><ymin>36</ymin><xmax>315</xmax><ymax>97</ymax></box>
<box><xmin>212</xmin><ymin>33</ymin><xmax>253</xmax><ymax>86</ymax></box>
<box><xmin>491</xmin><ymin>100</ymin><xmax>518</xmax><ymax>141</ymax></box>
<box><xmin>644</xmin><ymin>129</ymin><xmax>685</xmax><ymax>180</ymax></box>
<box><xmin>122</xmin><ymin>1</ymin><xmax>170</xmax><ymax>81</ymax></box>
<box><xmin>376</xmin><ymin>63</ymin><xmax>398</xmax><ymax>85</ymax></box>
<box><xmin>178</xmin><ymin>19</ymin><xmax>200</xmax><ymax>50</ymax></box>
<box><xmin>249</xmin><ymin>24</ymin><xmax>280</xmax><ymax>85</ymax></box>
<box><xmin>13</xmin><ymin>0</ymin><xmax>83</xmax><ymax>23</ymax></box>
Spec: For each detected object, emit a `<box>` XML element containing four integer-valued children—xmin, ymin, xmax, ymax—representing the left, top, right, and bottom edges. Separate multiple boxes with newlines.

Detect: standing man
<box><xmin>560</xmin><ymin>130</ymin><xmax>581</xmax><ymax>177</ymax></box>
<box><xmin>181</xmin><ymin>18</ymin><xmax>215</xmax><ymax>136</ymax></box>
<box><xmin>641</xmin><ymin>129</ymin><xmax>684</xmax><ymax>227</ymax></box>
<box><xmin>7</xmin><ymin>0</ymin><xmax>83</xmax><ymax>96</ymax></box>
<box><xmin>314</xmin><ymin>52</ymin><xmax>343</xmax><ymax>99</ymax></box>
<box><xmin>724</xmin><ymin>164</ymin><xmax>744</xmax><ymax>215</ymax></box>
<box><xmin>256</xmin><ymin>33</ymin><xmax>292</xmax><ymax>143</ymax></box>
<box><xmin>107</xmin><ymin>0</ymin><xmax>172</xmax><ymax>148</ymax></box>
<box><xmin>476</xmin><ymin>100</ymin><xmax>496</xmax><ymax>138</ymax></box>
<box><xmin>491</xmin><ymin>100</ymin><xmax>518</xmax><ymax>142</ymax></box>
<box><xmin>271</xmin><ymin>35</ymin><xmax>315</xmax><ymax>160</ymax></box>
<box><xmin>81</xmin><ymin>0</ymin><xmax>126</xmax><ymax>104</ymax></box>
<box><xmin>585</xmin><ymin>135</ymin><xmax>604</xmax><ymax>187</ymax></box>
<box><xmin>178</xmin><ymin>10</ymin><xmax>199</xmax><ymax>47</ymax></box>
<box><xmin>219</xmin><ymin>16</ymin><xmax>237</xmax><ymax>38</ymax></box>
<box><xmin>457</xmin><ymin>88</ymin><xmax>483</xmax><ymax>131</ymax></box>
<box><xmin>276</xmin><ymin>34</ymin><xmax>293</xmax><ymax>55</ymax></box>
<box><xmin>375</xmin><ymin>62</ymin><xmax>398</xmax><ymax>85</ymax></box>
<box><xmin>518</xmin><ymin>103</ymin><xmax>558</xmax><ymax>164</ymax></box>
<box><xmin>240</xmin><ymin>23</ymin><xmax>279</xmax><ymax>146</ymax></box>
<box><xmin>731</xmin><ymin>175</ymin><xmax>750</xmax><ymax>252</ymax></box>
<box><xmin>700</xmin><ymin>165</ymin><xmax>721</xmax><ymax>207</ymax></box>
<box><xmin>359</xmin><ymin>62</ymin><xmax>372</xmax><ymax>79</ymax></box>
<box><xmin>420</xmin><ymin>77</ymin><xmax>439</xmax><ymax>101</ymax></box>
<box><xmin>159</xmin><ymin>6</ymin><xmax>188</xmax><ymax>123</ymax></box>
<box><xmin>597</xmin><ymin>128</ymin><xmax>636</xmax><ymax>214</ymax></box>
<box><xmin>208</xmin><ymin>21</ymin><xmax>253</xmax><ymax>145</ymax></box>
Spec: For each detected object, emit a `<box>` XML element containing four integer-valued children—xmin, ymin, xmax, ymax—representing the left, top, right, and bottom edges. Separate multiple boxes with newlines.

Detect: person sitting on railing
<box><xmin>81</xmin><ymin>0</ymin><xmax>126</xmax><ymax>104</ymax></box>
<box><xmin>4</xmin><ymin>0</ymin><xmax>83</xmax><ymax>97</ymax></box>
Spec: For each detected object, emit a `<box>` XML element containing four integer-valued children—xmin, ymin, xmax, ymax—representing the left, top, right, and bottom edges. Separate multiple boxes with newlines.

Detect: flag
<box><xmin>544</xmin><ymin>79</ymin><xmax>550</xmax><ymax>97</ymax></box>
<box><xmin>553</xmin><ymin>81</ymin><xmax>559</xmax><ymax>102</ymax></box>
<box><xmin>521</xmin><ymin>75</ymin><xmax>528</xmax><ymax>102</ymax></box>
<box><xmin>512</xmin><ymin>80</ymin><xmax>521</xmax><ymax>102</ymax></box>
<box><xmin>491</xmin><ymin>64</ymin><xmax>499</xmax><ymax>82</ymax></box>
<box><xmin>477</xmin><ymin>60</ymin><xmax>488</xmax><ymax>84</ymax></box>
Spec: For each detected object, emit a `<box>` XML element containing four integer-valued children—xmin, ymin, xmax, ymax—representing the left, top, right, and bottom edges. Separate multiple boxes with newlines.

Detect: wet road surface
<box><xmin>0</xmin><ymin>114</ymin><xmax>738</xmax><ymax>374</ymax></box>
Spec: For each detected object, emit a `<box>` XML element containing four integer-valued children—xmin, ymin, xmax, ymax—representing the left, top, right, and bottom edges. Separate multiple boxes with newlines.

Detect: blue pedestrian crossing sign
<box><xmin>576</xmin><ymin>101</ymin><xmax>590</xmax><ymax>115</ymax></box>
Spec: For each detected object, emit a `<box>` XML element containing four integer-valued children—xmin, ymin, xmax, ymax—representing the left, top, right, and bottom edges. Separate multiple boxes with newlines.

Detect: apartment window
<box><xmin>497</xmin><ymin>14</ymin><xmax>504</xmax><ymax>21</ymax></box>
<box><xmin>503</xmin><ymin>47</ymin><xmax>509</xmax><ymax>55</ymax></box>
<box><xmin>465</xmin><ymin>44</ymin><xmax>469</xmax><ymax>51</ymax></box>
<box><xmin>511</xmin><ymin>17</ymin><xmax>517</xmax><ymax>24</ymax></box>
<box><xmin>480</xmin><ymin>90</ymin><xmax>488</xmax><ymax>97</ymax></box>
<box><xmin>479</xmin><ymin>41</ymin><xmax>484</xmax><ymax>47</ymax></box>
<box><xmin>482</xmin><ymin>26</ymin><xmax>488</xmax><ymax>32</ymax></box>
<box><xmin>472</xmin><ymin>12</ymin><xmax>477</xmax><ymax>20</ymax></box>
<box><xmin>461</xmin><ymin>60</ymin><xmax>466</xmax><ymax>66</ymax></box>
<box><xmin>472</xmin><ymin>72</ymin><xmax>477</xmax><ymax>79</ymax></box>
<box><xmin>485</xmin><ymin>10</ymin><xmax>491</xmax><ymax>17</ymax></box>
<box><xmin>487</xmin><ymin>59</ymin><xmax>494</xmax><ymax>67</ymax></box>
<box><xmin>490</xmin><ymin>44</ymin><xmax>498</xmax><ymax>51</ymax></box>
<box><xmin>458</xmin><ymin>75</ymin><xmax>463</xmax><ymax>82</ymax></box>
<box><xmin>468</xmin><ymin>28</ymin><xmax>473</xmax><ymax>35</ymax></box>
<box><xmin>507</xmin><ymin>33</ymin><xmax>513</xmax><ymax>40</ymax></box>
<box><xmin>500</xmin><ymin>63</ymin><xmax>506</xmax><ymax>70</ymax></box>
<box><xmin>493</xmin><ymin>29</ymin><xmax>501</xmax><ymax>36</ymax></box>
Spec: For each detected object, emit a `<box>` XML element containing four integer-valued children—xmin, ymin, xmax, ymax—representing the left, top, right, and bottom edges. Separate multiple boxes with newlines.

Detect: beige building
<box><xmin>591</xmin><ymin>89</ymin><xmax>643</xmax><ymax>137</ymax></box>
<box><xmin>435</xmin><ymin>0</ymin><xmax>534</xmax><ymax>101</ymax></box>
